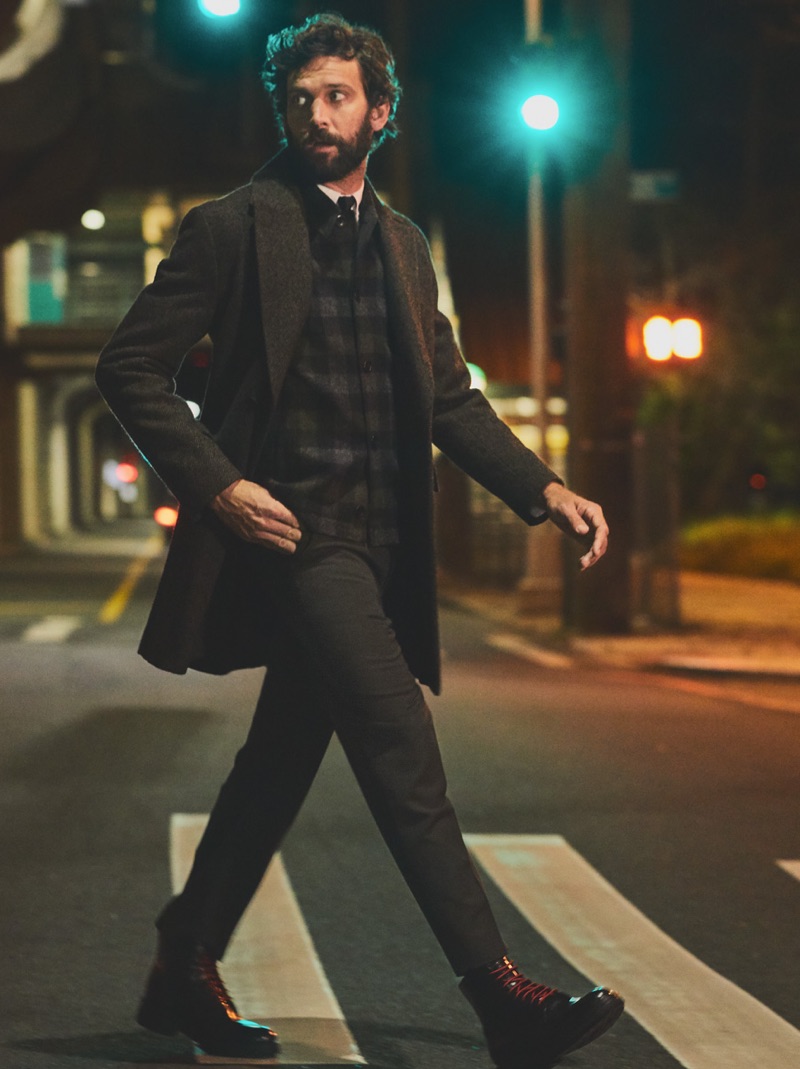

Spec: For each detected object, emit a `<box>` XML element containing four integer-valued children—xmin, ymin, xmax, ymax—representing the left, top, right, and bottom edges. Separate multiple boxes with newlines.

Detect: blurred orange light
<box><xmin>154</xmin><ymin>505</ymin><xmax>179</xmax><ymax>528</ymax></box>
<box><xmin>673</xmin><ymin>318</ymin><xmax>703</xmax><ymax>359</ymax></box>
<box><xmin>115</xmin><ymin>461</ymin><xmax>139</xmax><ymax>484</ymax></box>
<box><xmin>642</xmin><ymin>315</ymin><xmax>703</xmax><ymax>361</ymax></box>
<box><xmin>643</xmin><ymin>316</ymin><xmax>673</xmax><ymax>361</ymax></box>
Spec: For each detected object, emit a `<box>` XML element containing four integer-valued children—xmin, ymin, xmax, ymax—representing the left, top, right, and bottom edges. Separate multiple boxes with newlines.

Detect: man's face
<box><xmin>285</xmin><ymin>56</ymin><xmax>389</xmax><ymax>184</ymax></box>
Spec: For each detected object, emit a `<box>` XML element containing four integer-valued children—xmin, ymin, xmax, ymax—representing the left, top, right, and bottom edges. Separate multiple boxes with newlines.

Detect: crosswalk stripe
<box><xmin>21</xmin><ymin>614</ymin><xmax>82</xmax><ymax>643</ymax></box>
<box><xmin>777</xmin><ymin>859</ymin><xmax>800</xmax><ymax>882</ymax></box>
<box><xmin>467</xmin><ymin>834</ymin><xmax>800</xmax><ymax>1069</ymax></box>
<box><xmin>170</xmin><ymin>814</ymin><xmax>365</xmax><ymax>1066</ymax></box>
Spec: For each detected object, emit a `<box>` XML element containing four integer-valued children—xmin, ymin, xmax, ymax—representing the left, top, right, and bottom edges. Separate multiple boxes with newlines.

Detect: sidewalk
<box><xmin>441</xmin><ymin>571</ymin><xmax>800</xmax><ymax>679</ymax></box>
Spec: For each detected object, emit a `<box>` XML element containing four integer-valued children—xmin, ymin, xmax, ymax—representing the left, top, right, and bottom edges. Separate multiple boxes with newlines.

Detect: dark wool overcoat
<box><xmin>95</xmin><ymin>152</ymin><xmax>558</xmax><ymax>694</ymax></box>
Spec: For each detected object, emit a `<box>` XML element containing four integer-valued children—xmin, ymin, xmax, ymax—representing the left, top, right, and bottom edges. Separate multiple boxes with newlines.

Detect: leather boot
<box><xmin>137</xmin><ymin>935</ymin><xmax>279</xmax><ymax>1063</ymax></box>
<box><xmin>460</xmin><ymin>955</ymin><xmax>623</xmax><ymax>1069</ymax></box>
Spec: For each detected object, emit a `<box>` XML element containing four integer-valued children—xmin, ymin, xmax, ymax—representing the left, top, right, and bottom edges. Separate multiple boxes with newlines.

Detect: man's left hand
<box><xmin>541</xmin><ymin>481</ymin><xmax>609</xmax><ymax>570</ymax></box>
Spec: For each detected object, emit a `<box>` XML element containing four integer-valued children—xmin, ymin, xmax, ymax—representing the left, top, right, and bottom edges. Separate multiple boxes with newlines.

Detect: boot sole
<box><xmin>491</xmin><ymin>991</ymin><xmax>625</xmax><ymax>1069</ymax></box>
<box><xmin>136</xmin><ymin>996</ymin><xmax>179</xmax><ymax>1036</ymax></box>
<box><xmin>137</xmin><ymin>990</ymin><xmax>280</xmax><ymax>1062</ymax></box>
<box><xmin>138</xmin><ymin>1007</ymin><xmax>280</xmax><ymax>1065</ymax></box>
<box><xmin>560</xmin><ymin>993</ymin><xmax>624</xmax><ymax>1056</ymax></box>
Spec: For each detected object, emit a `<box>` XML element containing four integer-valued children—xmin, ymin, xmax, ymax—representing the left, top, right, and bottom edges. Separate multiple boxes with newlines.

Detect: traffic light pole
<box><xmin>518</xmin><ymin>0</ymin><xmax>564</xmax><ymax>613</ymax></box>
<box><xmin>562</xmin><ymin>0</ymin><xmax>634</xmax><ymax>633</ymax></box>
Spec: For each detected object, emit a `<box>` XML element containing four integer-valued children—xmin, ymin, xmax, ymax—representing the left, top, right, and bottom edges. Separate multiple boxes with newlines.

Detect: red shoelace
<box><xmin>194</xmin><ymin>952</ymin><xmax>240</xmax><ymax>1019</ymax></box>
<box><xmin>489</xmin><ymin>957</ymin><xmax>558</xmax><ymax>1005</ymax></box>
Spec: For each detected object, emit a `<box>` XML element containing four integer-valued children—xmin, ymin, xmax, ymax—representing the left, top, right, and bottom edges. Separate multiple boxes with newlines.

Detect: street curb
<box><xmin>441</xmin><ymin>590</ymin><xmax>800</xmax><ymax>681</ymax></box>
<box><xmin>641</xmin><ymin>657</ymin><xmax>800</xmax><ymax>679</ymax></box>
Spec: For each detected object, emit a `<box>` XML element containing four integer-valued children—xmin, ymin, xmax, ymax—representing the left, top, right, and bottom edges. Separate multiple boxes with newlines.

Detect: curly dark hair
<box><xmin>261</xmin><ymin>12</ymin><xmax>401</xmax><ymax>150</ymax></box>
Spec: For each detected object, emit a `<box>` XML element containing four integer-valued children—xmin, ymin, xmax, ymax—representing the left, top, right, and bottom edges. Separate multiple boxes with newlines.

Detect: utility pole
<box><xmin>562</xmin><ymin>0</ymin><xmax>633</xmax><ymax>632</ymax></box>
<box><xmin>518</xmin><ymin>0</ymin><xmax>563</xmax><ymax>613</ymax></box>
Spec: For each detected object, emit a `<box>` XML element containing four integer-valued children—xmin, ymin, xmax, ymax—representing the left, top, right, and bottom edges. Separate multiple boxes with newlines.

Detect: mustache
<box><xmin>302</xmin><ymin>130</ymin><xmax>342</xmax><ymax>148</ymax></box>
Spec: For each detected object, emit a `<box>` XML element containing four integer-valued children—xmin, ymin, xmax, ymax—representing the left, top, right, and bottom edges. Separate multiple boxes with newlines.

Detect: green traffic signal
<box><xmin>198</xmin><ymin>0</ymin><xmax>241</xmax><ymax>17</ymax></box>
<box><xmin>521</xmin><ymin>94</ymin><xmax>560</xmax><ymax>131</ymax></box>
<box><xmin>155</xmin><ymin>0</ymin><xmax>251</xmax><ymax>75</ymax></box>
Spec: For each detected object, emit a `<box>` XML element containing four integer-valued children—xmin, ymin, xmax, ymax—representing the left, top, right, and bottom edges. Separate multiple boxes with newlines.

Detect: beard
<box><xmin>289</xmin><ymin>111</ymin><xmax>375</xmax><ymax>183</ymax></box>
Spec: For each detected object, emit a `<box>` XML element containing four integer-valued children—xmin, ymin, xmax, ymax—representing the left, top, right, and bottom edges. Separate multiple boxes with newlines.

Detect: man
<box><xmin>96</xmin><ymin>13</ymin><xmax>623</xmax><ymax>1068</ymax></box>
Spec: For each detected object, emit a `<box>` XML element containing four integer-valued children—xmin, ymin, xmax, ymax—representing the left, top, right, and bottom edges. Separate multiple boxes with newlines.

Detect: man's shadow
<box><xmin>7</xmin><ymin>1029</ymin><xmax>188</xmax><ymax>1065</ymax></box>
<box><xmin>7</xmin><ymin>1018</ymin><xmax>481</xmax><ymax>1068</ymax></box>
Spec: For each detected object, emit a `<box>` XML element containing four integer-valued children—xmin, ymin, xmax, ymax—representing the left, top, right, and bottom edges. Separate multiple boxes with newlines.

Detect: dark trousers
<box><xmin>157</xmin><ymin>536</ymin><xmax>505</xmax><ymax>975</ymax></box>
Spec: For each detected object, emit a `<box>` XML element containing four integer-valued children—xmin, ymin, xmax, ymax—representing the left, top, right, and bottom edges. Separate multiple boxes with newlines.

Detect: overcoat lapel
<box><xmin>251</xmin><ymin>161</ymin><xmax>434</xmax><ymax>418</ymax></box>
<box><xmin>250</xmin><ymin>168</ymin><xmax>312</xmax><ymax>405</ymax></box>
<box><xmin>379</xmin><ymin>207</ymin><xmax>435</xmax><ymax>407</ymax></box>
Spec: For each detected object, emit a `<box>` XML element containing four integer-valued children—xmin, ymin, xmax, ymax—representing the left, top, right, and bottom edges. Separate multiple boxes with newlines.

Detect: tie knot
<box><xmin>337</xmin><ymin>195</ymin><xmax>357</xmax><ymax>219</ymax></box>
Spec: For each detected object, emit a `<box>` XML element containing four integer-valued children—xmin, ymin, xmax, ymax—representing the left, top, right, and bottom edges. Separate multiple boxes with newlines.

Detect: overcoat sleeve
<box><xmin>419</xmin><ymin>243</ymin><xmax>561</xmax><ymax>525</ymax></box>
<box><xmin>95</xmin><ymin>206</ymin><xmax>242</xmax><ymax>513</ymax></box>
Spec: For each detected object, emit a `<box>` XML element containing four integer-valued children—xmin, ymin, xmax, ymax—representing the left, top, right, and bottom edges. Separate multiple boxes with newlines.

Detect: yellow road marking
<box><xmin>98</xmin><ymin>537</ymin><xmax>161</xmax><ymax>625</ymax></box>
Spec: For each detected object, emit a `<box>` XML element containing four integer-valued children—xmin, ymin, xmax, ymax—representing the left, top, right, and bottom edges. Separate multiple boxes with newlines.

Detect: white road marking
<box><xmin>171</xmin><ymin>814</ymin><xmax>365</xmax><ymax>1066</ymax></box>
<box><xmin>467</xmin><ymin>833</ymin><xmax>800</xmax><ymax>1069</ymax></box>
<box><xmin>777</xmin><ymin>859</ymin><xmax>800</xmax><ymax>882</ymax></box>
<box><xmin>21</xmin><ymin>614</ymin><xmax>82</xmax><ymax>643</ymax></box>
<box><xmin>486</xmin><ymin>632</ymin><xmax>573</xmax><ymax>669</ymax></box>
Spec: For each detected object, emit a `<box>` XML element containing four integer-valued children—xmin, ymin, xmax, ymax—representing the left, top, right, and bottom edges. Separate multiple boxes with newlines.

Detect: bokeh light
<box><xmin>521</xmin><ymin>94</ymin><xmax>560</xmax><ymax>131</ymax></box>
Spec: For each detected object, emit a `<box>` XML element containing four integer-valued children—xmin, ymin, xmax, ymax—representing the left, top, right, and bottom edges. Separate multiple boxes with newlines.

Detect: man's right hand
<box><xmin>211</xmin><ymin>479</ymin><xmax>302</xmax><ymax>554</ymax></box>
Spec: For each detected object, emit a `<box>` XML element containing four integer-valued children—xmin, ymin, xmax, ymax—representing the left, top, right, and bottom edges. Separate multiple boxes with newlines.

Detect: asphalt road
<box><xmin>1</xmin><ymin>541</ymin><xmax>799</xmax><ymax>1069</ymax></box>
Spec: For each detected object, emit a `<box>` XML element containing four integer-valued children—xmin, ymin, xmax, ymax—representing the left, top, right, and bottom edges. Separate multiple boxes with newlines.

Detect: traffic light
<box><xmin>198</xmin><ymin>0</ymin><xmax>241</xmax><ymax>16</ymax></box>
<box><xmin>498</xmin><ymin>40</ymin><xmax>566</xmax><ymax>149</ymax></box>
<box><xmin>499</xmin><ymin>36</ymin><xmax>621</xmax><ymax>180</ymax></box>
<box><xmin>154</xmin><ymin>0</ymin><xmax>250</xmax><ymax>75</ymax></box>
<box><xmin>627</xmin><ymin>310</ymin><xmax>704</xmax><ymax>363</ymax></box>
<box><xmin>521</xmin><ymin>94</ymin><xmax>560</xmax><ymax>131</ymax></box>
<box><xmin>642</xmin><ymin>315</ymin><xmax>703</xmax><ymax>361</ymax></box>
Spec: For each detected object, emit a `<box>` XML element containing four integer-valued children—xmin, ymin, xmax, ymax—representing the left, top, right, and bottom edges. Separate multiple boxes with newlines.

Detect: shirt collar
<box><xmin>317</xmin><ymin>181</ymin><xmax>366</xmax><ymax>220</ymax></box>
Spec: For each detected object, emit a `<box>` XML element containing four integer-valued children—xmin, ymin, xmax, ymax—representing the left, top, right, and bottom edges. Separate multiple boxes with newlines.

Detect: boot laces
<box><xmin>490</xmin><ymin>956</ymin><xmax>557</xmax><ymax>1005</ymax></box>
<box><xmin>195</xmin><ymin>952</ymin><xmax>239</xmax><ymax>1019</ymax></box>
